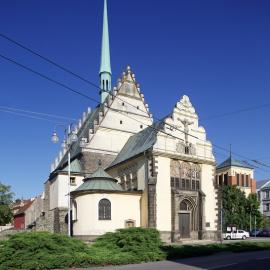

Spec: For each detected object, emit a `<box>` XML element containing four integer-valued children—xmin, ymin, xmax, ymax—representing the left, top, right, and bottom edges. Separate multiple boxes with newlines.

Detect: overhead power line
<box><xmin>0</xmin><ymin>109</ymin><xmax>65</xmax><ymax>124</ymax></box>
<box><xmin>0</xmin><ymin>38</ymin><xmax>269</xmax><ymax>174</ymax></box>
<box><xmin>0</xmin><ymin>106</ymin><xmax>76</xmax><ymax>121</ymax></box>
<box><xmin>1</xmin><ymin>32</ymin><xmax>269</xmax><ymax>123</ymax></box>
<box><xmin>202</xmin><ymin>103</ymin><xmax>270</xmax><ymax>121</ymax></box>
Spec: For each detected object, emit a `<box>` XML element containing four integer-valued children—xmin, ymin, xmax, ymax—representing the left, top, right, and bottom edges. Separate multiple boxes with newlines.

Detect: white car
<box><xmin>223</xmin><ymin>230</ymin><xmax>250</xmax><ymax>240</ymax></box>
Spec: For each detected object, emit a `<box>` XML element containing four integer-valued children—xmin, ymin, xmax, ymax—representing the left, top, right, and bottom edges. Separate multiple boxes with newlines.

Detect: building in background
<box><xmin>216</xmin><ymin>155</ymin><xmax>256</xmax><ymax>196</ymax></box>
<box><xmin>257</xmin><ymin>180</ymin><xmax>270</xmax><ymax>220</ymax></box>
<box><xmin>13</xmin><ymin>199</ymin><xmax>33</xmax><ymax>230</ymax></box>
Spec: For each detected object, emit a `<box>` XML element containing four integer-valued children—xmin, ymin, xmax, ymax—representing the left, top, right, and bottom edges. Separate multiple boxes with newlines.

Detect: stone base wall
<box><xmin>159</xmin><ymin>231</ymin><xmax>171</xmax><ymax>243</ymax></box>
<box><xmin>33</xmin><ymin>207</ymin><xmax>68</xmax><ymax>234</ymax></box>
<box><xmin>201</xmin><ymin>230</ymin><xmax>219</xmax><ymax>241</ymax></box>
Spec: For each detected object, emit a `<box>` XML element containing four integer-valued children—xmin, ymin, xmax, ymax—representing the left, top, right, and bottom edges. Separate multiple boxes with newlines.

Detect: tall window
<box><xmin>236</xmin><ymin>174</ymin><xmax>240</xmax><ymax>186</ymax></box>
<box><xmin>98</xmin><ymin>199</ymin><xmax>111</xmax><ymax>220</ymax></box>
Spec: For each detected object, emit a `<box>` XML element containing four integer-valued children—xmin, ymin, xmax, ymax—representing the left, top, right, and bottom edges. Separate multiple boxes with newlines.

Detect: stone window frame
<box><xmin>125</xmin><ymin>219</ymin><xmax>136</xmax><ymax>228</ymax></box>
<box><xmin>98</xmin><ymin>199</ymin><xmax>111</xmax><ymax>220</ymax></box>
<box><xmin>170</xmin><ymin>161</ymin><xmax>201</xmax><ymax>191</ymax></box>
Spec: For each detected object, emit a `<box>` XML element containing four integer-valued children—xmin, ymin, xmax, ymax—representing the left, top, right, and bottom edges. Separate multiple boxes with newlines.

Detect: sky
<box><xmin>1</xmin><ymin>0</ymin><xmax>270</xmax><ymax>199</ymax></box>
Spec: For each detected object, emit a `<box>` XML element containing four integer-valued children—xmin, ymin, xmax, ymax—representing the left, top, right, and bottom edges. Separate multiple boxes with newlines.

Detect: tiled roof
<box><xmin>14</xmin><ymin>201</ymin><xmax>33</xmax><ymax>216</ymax></box>
<box><xmin>108</xmin><ymin>121</ymin><xmax>163</xmax><ymax>168</ymax></box>
<box><xmin>217</xmin><ymin>156</ymin><xmax>254</xmax><ymax>170</ymax></box>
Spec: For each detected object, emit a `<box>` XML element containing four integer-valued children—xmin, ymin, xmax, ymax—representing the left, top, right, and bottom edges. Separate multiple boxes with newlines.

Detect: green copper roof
<box><xmin>108</xmin><ymin>121</ymin><xmax>163</xmax><ymax>168</ymax></box>
<box><xmin>99</xmin><ymin>0</ymin><xmax>111</xmax><ymax>75</ymax></box>
<box><xmin>74</xmin><ymin>166</ymin><xmax>123</xmax><ymax>192</ymax></box>
<box><xmin>62</xmin><ymin>159</ymin><xmax>82</xmax><ymax>173</ymax></box>
<box><xmin>217</xmin><ymin>156</ymin><xmax>254</xmax><ymax>170</ymax></box>
<box><xmin>89</xmin><ymin>166</ymin><xmax>115</xmax><ymax>179</ymax></box>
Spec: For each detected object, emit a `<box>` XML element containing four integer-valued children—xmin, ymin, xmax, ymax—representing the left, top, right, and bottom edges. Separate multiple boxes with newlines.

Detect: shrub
<box><xmin>90</xmin><ymin>227</ymin><xmax>166</xmax><ymax>264</ymax></box>
<box><xmin>0</xmin><ymin>231</ymin><xmax>92</xmax><ymax>270</ymax></box>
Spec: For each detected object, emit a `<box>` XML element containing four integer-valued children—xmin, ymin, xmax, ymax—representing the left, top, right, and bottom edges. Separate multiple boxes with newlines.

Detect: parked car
<box><xmin>258</xmin><ymin>228</ymin><xmax>270</xmax><ymax>237</ymax></box>
<box><xmin>223</xmin><ymin>230</ymin><xmax>250</xmax><ymax>240</ymax></box>
<box><xmin>250</xmin><ymin>229</ymin><xmax>262</xmax><ymax>237</ymax></box>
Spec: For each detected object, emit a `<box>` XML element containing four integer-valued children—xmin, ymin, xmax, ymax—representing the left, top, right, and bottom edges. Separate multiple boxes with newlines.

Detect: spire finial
<box><xmin>229</xmin><ymin>144</ymin><xmax>232</xmax><ymax>159</ymax></box>
<box><xmin>100</xmin><ymin>0</ymin><xmax>112</xmax><ymax>103</ymax></box>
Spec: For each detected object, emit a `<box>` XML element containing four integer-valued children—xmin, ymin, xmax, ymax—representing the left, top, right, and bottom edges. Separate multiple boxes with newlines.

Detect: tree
<box><xmin>222</xmin><ymin>185</ymin><xmax>262</xmax><ymax>231</ymax></box>
<box><xmin>0</xmin><ymin>182</ymin><xmax>14</xmax><ymax>225</ymax></box>
<box><xmin>246</xmin><ymin>193</ymin><xmax>262</xmax><ymax>230</ymax></box>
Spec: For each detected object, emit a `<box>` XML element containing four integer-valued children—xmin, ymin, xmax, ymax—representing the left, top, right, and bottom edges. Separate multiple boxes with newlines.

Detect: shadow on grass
<box><xmin>162</xmin><ymin>241</ymin><xmax>270</xmax><ymax>260</ymax></box>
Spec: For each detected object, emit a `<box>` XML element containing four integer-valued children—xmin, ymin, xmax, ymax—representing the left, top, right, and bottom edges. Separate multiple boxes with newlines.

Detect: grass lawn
<box><xmin>0</xmin><ymin>229</ymin><xmax>270</xmax><ymax>270</ymax></box>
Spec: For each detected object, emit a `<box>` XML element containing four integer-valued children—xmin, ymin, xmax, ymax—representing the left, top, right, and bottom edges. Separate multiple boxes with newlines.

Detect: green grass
<box><xmin>0</xmin><ymin>230</ymin><xmax>270</xmax><ymax>269</ymax></box>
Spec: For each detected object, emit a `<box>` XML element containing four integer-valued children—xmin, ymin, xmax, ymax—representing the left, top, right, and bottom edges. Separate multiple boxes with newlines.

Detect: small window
<box><xmin>192</xmin><ymin>180</ymin><xmax>195</xmax><ymax>190</ymax></box>
<box><xmin>205</xmin><ymin>222</ymin><xmax>210</xmax><ymax>227</ymax></box>
<box><xmin>140</xmin><ymin>125</ymin><xmax>143</xmax><ymax>129</ymax></box>
<box><xmin>196</xmin><ymin>180</ymin><xmax>200</xmax><ymax>190</ymax></box>
<box><xmin>175</xmin><ymin>178</ymin><xmax>180</xmax><ymax>188</ymax></box>
<box><xmin>122</xmin><ymin>102</ymin><xmax>125</xmax><ymax>106</ymax></box>
<box><xmin>120</xmin><ymin>120</ymin><xmax>123</xmax><ymax>124</ymax></box>
<box><xmin>241</xmin><ymin>174</ymin><xmax>245</xmax><ymax>186</ymax></box>
<box><xmin>237</xmin><ymin>174</ymin><xmax>240</xmax><ymax>186</ymax></box>
<box><xmin>125</xmin><ymin>220</ymin><xmax>135</xmax><ymax>228</ymax></box>
<box><xmin>70</xmin><ymin>177</ymin><xmax>76</xmax><ymax>186</ymax></box>
<box><xmin>170</xmin><ymin>177</ymin><xmax>175</xmax><ymax>187</ymax></box>
<box><xmin>186</xmin><ymin>179</ymin><xmax>190</xmax><ymax>190</ymax></box>
<box><xmin>182</xmin><ymin>179</ymin><xmax>186</xmax><ymax>189</ymax></box>
<box><xmin>137</xmin><ymin>106</ymin><xmax>139</xmax><ymax>110</ymax></box>
<box><xmin>99</xmin><ymin>199</ymin><xmax>111</xmax><ymax>220</ymax></box>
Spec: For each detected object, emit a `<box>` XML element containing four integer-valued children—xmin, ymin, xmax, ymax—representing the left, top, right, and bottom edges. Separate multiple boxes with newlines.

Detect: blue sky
<box><xmin>1</xmin><ymin>0</ymin><xmax>270</xmax><ymax>199</ymax></box>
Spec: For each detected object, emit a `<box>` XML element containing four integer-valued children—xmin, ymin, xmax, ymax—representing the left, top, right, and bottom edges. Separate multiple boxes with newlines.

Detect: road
<box><xmin>84</xmin><ymin>250</ymin><xmax>270</xmax><ymax>270</ymax></box>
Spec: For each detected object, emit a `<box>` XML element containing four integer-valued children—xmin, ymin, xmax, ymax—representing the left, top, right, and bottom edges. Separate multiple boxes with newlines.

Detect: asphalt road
<box><xmin>85</xmin><ymin>250</ymin><xmax>270</xmax><ymax>270</ymax></box>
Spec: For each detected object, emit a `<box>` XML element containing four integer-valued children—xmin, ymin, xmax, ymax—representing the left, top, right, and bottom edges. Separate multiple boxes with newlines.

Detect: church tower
<box><xmin>100</xmin><ymin>0</ymin><xmax>112</xmax><ymax>103</ymax></box>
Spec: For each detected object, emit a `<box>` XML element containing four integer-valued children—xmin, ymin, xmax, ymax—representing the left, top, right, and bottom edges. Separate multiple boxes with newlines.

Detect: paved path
<box><xmin>81</xmin><ymin>250</ymin><xmax>270</xmax><ymax>270</ymax></box>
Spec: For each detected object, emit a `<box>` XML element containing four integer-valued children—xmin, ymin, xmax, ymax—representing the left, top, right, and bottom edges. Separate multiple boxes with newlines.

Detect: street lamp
<box><xmin>51</xmin><ymin>124</ymin><xmax>78</xmax><ymax>237</ymax></box>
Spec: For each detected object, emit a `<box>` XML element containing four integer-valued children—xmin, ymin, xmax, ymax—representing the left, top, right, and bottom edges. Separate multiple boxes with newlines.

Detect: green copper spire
<box><xmin>100</xmin><ymin>0</ymin><xmax>112</xmax><ymax>103</ymax></box>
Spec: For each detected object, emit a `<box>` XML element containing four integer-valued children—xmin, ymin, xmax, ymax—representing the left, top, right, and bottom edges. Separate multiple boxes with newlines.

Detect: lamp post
<box><xmin>51</xmin><ymin>124</ymin><xmax>78</xmax><ymax>237</ymax></box>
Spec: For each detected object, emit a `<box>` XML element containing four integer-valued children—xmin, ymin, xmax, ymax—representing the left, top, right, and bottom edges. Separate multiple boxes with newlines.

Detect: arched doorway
<box><xmin>179</xmin><ymin>199</ymin><xmax>196</xmax><ymax>238</ymax></box>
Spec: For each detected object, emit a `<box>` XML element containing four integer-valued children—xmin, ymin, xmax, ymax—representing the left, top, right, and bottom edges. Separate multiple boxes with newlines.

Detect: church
<box><xmin>38</xmin><ymin>0</ymin><xmax>220</xmax><ymax>243</ymax></box>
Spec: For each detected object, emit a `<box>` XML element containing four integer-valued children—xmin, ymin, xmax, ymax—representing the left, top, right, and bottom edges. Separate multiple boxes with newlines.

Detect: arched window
<box><xmin>180</xmin><ymin>201</ymin><xmax>188</xmax><ymax>211</ymax></box>
<box><xmin>99</xmin><ymin>199</ymin><xmax>111</xmax><ymax>220</ymax></box>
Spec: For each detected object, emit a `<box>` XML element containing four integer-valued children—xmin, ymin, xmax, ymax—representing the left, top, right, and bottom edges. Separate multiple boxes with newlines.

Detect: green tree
<box><xmin>246</xmin><ymin>193</ymin><xmax>262</xmax><ymax>230</ymax></box>
<box><xmin>0</xmin><ymin>182</ymin><xmax>14</xmax><ymax>225</ymax></box>
<box><xmin>222</xmin><ymin>185</ymin><xmax>263</xmax><ymax>231</ymax></box>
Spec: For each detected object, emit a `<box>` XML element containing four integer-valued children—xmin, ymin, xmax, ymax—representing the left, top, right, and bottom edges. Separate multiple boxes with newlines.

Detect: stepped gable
<box><xmin>51</xmin><ymin>66</ymin><xmax>152</xmax><ymax>175</ymax></box>
<box><xmin>162</xmin><ymin>95</ymin><xmax>207</xmax><ymax>141</ymax></box>
<box><xmin>103</xmin><ymin>65</ymin><xmax>153</xmax><ymax>119</ymax></box>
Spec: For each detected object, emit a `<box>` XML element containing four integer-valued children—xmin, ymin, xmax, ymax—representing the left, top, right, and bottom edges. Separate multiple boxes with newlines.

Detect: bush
<box><xmin>0</xmin><ymin>228</ymin><xmax>165</xmax><ymax>269</ymax></box>
<box><xmin>1</xmin><ymin>230</ymin><xmax>270</xmax><ymax>269</ymax></box>
<box><xmin>0</xmin><ymin>231</ymin><xmax>92</xmax><ymax>270</ymax></box>
<box><xmin>90</xmin><ymin>227</ymin><xmax>166</xmax><ymax>264</ymax></box>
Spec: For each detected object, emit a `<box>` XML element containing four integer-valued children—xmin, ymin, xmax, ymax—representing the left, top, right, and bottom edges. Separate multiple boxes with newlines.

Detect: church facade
<box><xmin>37</xmin><ymin>0</ymin><xmax>220</xmax><ymax>242</ymax></box>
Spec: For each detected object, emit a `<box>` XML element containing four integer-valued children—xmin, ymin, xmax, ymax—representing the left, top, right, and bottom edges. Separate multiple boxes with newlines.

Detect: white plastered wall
<box><xmin>49</xmin><ymin>174</ymin><xmax>84</xmax><ymax>210</ymax></box>
<box><xmin>73</xmin><ymin>193</ymin><xmax>141</xmax><ymax>236</ymax></box>
<box><xmin>155</xmin><ymin>156</ymin><xmax>171</xmax><ymax>231</ymax></box>
<box><xmin>201</xmin><ymin>164</ymin><xmax>217</xmax><ymax>231</ymax></box>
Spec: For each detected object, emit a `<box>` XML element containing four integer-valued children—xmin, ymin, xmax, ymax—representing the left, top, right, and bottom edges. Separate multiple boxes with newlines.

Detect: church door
<box><xmin>179</xmin><ymin>213</ymin><xmax>190</xmax><ymax>238</ymax></box>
